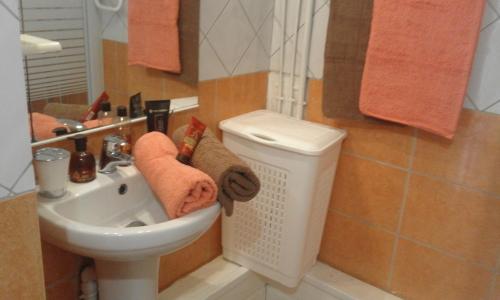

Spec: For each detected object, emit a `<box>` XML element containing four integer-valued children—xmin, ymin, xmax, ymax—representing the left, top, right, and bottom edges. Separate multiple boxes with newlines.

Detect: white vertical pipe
<box><xmin>286</xmin><ymin>0</ymin><xmax>302</xmax><ymax>117</ymax></box>
<box><xmin>278</xmin><ymin>0</ymin><xmax>287</xmax><ymax>113</ymax></box>
<box><xmin>295</xmin><ymin>0</ymin><xmax>315</xmax><ymax>119</ymax></box>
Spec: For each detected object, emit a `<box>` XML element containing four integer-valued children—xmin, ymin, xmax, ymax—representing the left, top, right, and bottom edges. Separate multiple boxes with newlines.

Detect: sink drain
<box><xmin>125</xmin><ymin>220</ymin><xmax>147</xmax><ymax>227</ymax></box>
<box><xmin>118</xmin><ymin>184</ymin><xmax>127</xmax><ymax>195</ymax></box>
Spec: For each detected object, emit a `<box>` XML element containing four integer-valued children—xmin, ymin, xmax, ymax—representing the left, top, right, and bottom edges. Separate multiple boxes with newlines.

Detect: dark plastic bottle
<box><xmin>69</xmin><ymin>135</ymin><xmax>96</xmax><ymax>183</ymax></box>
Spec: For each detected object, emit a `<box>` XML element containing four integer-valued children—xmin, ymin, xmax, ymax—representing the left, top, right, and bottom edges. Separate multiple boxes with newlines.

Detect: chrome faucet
<box><xmin>99</xmin><ymin>134</ymin><xmax>133</xmax><ymax>174</ymax></box>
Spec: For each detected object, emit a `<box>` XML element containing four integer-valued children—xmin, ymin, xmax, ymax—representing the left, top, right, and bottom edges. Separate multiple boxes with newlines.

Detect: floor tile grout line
<box><xmin>330</xmin><ymin>209</ymin><xmax>497</xmax><ymax>273</ymax></box>
<box><xmin>386</xmin><ymin>128</ymin><xmax>417</xmax><ymax>289</ymax></box>
<box><xmin>397</xmin><ymin>235</ymin><xmax>497</xmax><ymax>273</ymax></box>
<box><xmin>341</xmin><ymin>151</ymin><xmax>500</xmax><ymax>200</ymax></box>
<box><xmin>0</xmin><ymin>0</ymin><xmax>20</xmax><ymax>21</ymax></box>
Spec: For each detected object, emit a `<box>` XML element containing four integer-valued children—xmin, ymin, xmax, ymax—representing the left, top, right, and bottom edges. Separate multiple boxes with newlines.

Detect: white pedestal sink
<box><xmin>38</xmin><ymin>166</ymin><xmax>220</xmax><ymax>300</ymax></box>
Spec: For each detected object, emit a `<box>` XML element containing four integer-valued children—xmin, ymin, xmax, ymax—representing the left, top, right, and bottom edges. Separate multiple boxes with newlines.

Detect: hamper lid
<box><xmin>219</xmin><ymin>110</ymin><xmax>346</xmax><ymax>156</ymax></box>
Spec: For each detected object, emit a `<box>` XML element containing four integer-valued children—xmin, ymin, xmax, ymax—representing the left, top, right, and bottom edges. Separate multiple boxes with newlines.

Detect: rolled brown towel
<box><xmin>173</xmin><ymin>125</ymin><xmax>260</xmax><ymax>216</ymax></box>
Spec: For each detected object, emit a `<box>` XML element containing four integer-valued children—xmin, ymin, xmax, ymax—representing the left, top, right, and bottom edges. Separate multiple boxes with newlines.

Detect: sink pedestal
<box><xmin>95</xmin><ymin>257</ymin><xmax>160</xmax><ymax>300</ymax></box>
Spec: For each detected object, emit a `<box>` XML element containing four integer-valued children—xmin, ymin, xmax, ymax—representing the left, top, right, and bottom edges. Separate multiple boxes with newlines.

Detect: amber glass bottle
<box><xmin>69</xmin><ymin>135</ymin><xmax>96</xmax><ymax>183</ymax></box>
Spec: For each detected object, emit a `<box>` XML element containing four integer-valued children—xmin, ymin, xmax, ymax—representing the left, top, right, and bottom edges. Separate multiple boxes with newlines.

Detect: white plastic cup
<box><xmin>34</xmin><ymin>148</ymin><xmax>70</xmax><ymax>198</ymax></box>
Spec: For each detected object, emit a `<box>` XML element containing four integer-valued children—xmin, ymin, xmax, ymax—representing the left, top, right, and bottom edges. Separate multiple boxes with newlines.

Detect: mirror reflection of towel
<box><xmin>128</xmin><ymin>0</ymin><xmax>181</xmax><ymax>73</ymax></box>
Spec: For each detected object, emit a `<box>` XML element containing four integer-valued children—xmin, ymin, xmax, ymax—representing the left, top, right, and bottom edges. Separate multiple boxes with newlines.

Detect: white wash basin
<box><xmin>38</xmin><ymin>165</ymin><xmax>220</xmax><ymax>300</ymax></box>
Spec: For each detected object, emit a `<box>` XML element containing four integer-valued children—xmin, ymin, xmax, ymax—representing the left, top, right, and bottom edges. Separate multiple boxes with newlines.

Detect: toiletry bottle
<box><xmin>98</xmin><ymin>101</ymin><xmax>112</xmax><ymax>126</ymax></box>
<box><xmin>79</xmin><ymin>91</ymin><xmax>109</xmax><ymax>122</ymax></box>
<box><xmin>69</xmin><ymin>135</ymin><xmax>96</xmax><ymax>183</ymax></box>
<box><xmin>115</xmin><ymin>105</ymin><xmax>132</xmax><ymax>154</ymax></box>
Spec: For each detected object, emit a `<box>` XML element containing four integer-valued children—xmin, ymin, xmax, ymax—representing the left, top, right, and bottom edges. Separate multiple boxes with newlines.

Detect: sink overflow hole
<box><xmin>118</xmin><ymin>184</ymin><xmax>128</xmax><ymax>195</ymax></box>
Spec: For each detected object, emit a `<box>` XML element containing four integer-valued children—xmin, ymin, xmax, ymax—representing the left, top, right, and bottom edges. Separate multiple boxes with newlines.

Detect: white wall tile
<box><xmin>100</xmin><ymin>0</ymin><xmax>274</xmax><ymax>80</ymax></box>
<box><xmin>0</xmin><ymin>1</ymin><xmax>35</xmax><ymax>200</ymax></box>
<box><xmin>200</xmin><ymin>0</ymin><xmax>229</xmax><ymax>33</ymax></box>
<box><xmin>482</xmin><ymin>2</ymin><xmax>498</xmax><ymax>29</ymax></box>
<box><xmin>485</xmin><ymin>100</ymin><xmax>500</xmax><ymax>113</ymax></box>
<box><xmin>467</xmin><ymin>19</ymin><xmax>500</xmax><ymax>111</ymax></box>
<box><xmin>199</xmin><ymin>39</ymin><xmax>230</xmax><ymax>80</ymax></box>
<box><xmin>488</xmin><ymin>0</ymin><xmax>500</xmax><ymax>13</ymax></box>
<box><xmin>257</xmin><ymin>10</ymin><xmax>274</xmax><ymax>55</ymax></box>
<box><xmin>11</xmin><ymin>164</ymin><xmax>35</xmax><ymax>194</ymax></box>
<box><xmin>0</xmin><ymin>186</ymin><xmax>9</xmax><ymax>198</ymax></box>
<box><xmin>0</xmin><ymin>0</ymin><xmax>19</xmax><ymax>19</ymax></box>
<box><xmin>233</xmin><ymin>37</ymin><xmax>270</xmax><ymax>76</ymax></box>
<box><xmin>207</xmin><ymin>0</ymin><xmax>257</xmax><ymax>73</ymax></box>
<box><xmin>240</xmin><ymin>0</ymin><xmax>274</xmax><ymax>31</ymax></box>
<box><xmin>100</xmin><ymin>0</ymin><xmax>128</xmax><ymax>43</ymax></box>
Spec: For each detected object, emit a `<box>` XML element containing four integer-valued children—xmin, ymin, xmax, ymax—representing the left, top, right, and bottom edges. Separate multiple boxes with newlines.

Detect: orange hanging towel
<box><xmin>359</xmin><ymin>0</ymin><xmax>485</xmax><ymax>139</ymax></box>
<box><xmin>128</xmin><ymin>0</ymin><xmax>181</xmax><ymax>73</ymax></box>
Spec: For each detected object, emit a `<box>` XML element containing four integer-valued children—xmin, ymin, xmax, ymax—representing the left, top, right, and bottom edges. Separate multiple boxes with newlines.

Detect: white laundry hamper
<box><xmin>219</xmin><ymin>110</ymin><xmax>346</xmax><ymax>287</ymax></box>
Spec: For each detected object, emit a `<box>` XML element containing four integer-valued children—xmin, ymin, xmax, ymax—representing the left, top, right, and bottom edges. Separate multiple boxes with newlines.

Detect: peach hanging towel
<box><xmin>359</xmin><ymin>0</ymin><xmax>485</xmax><ymax>139</ymax></box>
<box><xmin>128</xmin><ymin>0</ymin><xmax>181</xmax><ymax>73</ymax></box>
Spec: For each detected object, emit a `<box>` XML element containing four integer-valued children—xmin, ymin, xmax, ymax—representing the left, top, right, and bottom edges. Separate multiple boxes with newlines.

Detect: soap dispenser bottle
<box><xmin>69</xmin><ymin>134</ymin><xmax>96</xmax><ymax>183</ymax></box>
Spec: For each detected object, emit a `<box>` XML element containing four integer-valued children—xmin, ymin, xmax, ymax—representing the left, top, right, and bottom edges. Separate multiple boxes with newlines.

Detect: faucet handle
<box><xmin>103</xmin><ymin>134</ymin><xmax>129</xmax><ymax>156</ymax></box>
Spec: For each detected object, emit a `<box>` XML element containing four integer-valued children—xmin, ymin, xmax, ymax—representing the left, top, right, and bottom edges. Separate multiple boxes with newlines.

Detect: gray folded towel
<box><xmin>173</xmin><ymin>125</ymin><xmax>260</xmax><ymax>216</ymax></box>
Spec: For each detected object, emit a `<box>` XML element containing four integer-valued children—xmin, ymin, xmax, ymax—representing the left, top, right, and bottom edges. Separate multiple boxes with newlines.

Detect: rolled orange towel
<box><xmin>31</xmin><ymin>112</ymin><xmax>65</xmax><ymax>140</ymax></box>
<box><xmin>134</xmin><ymin>132</ymin><xmax>217</xmax><ymax>218</ymax></box>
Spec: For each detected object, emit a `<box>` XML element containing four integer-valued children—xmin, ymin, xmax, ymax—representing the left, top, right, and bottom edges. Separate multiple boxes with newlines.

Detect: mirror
<box><xmin>22</xmin><ymin>0</ymin><xmax>199</xmax><ymax>144</ymax></box>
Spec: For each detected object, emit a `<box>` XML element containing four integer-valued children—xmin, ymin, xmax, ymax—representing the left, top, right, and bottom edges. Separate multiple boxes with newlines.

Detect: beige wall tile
<box><xmin>102</xmin><ymin>39</ymin><xmax>116</xmax><ymax>91</ymax></box>
<box><xmin>401</xmin><ymin>175</ymin><xmax>500</xmax><ymax>268</ymax></box>
<box><xmin>114</xmin><ymin>41</ymin><xmax>128</xmax><ymax>93</ymax></box>
<box><xmin>214</xmin><ymin>72</ymin><xmax>267</xmax><ymax>136</ymax></box>
<box><xmin>413</xmin><ymin>109</ymin><xmax>500</xmax><ymax>195</ymax></box>
<box><xmin>330</xmin><ymin>153</ymin><xmax>406</xmax><ymax>231</ymax></box>
<box><xmin>319</xmin><ymin>211</ymin><xmax>395</xmax><ymax>289</ymax></box>
<box><xmin>494</xmin><ymin>274</ymin><xmax>500</xmax><ymax>300</ymax></box>
<box><xmin>0</xmin><ymin>193</ymin><xmax>45</xmax><ymax>300</ymax></box>
<box><xmin>306</xmin><ymin>79</ymin><xmax>415</xmax><ymax>167</ymax></box>
<box><xmin>41</xmin><ymin>241</ymin><xmax>83</xmax><ymax>285</ymax></box>
<box><xmin>391</xmin><ymin>239</ymin><xmax>493</xmax><ymax>300</ymax></box>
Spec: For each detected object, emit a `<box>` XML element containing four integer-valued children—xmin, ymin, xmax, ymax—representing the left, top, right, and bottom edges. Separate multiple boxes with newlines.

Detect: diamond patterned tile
<box><xmin>0</xmin><ymin>4</ymin><xmax>35</xmax><ymax>191</ymax></box>
<box><xmin>482</xmin><ymin>2</ymin><xmax>499</xmax><ymax>29</ymax></box>
<box><xmin>489</xmin><ymin>0</ymin><xmax>500</xmax><ymax>13</ymax></box>
<box><xmin>199</xmin><ymin>39</ymin><xmax>230</xmax><ymax>80</ymax></box>
<box><xmin>233</xmin><ymin>36</ymin><xmax>270</xmax><ymax>75</ymax></box>
<box><xmin>486</xmin><ymin>100</ymin><xmax>500</xmax><ymax>113</ymax></box>
<box><xmin>0</xmin><ymin>0</ymin><xmax>19</xmax><ymax>19</ymax></box>
<box><xmin>257</xmin><ymin>9</ymin><xmax>274</xmax><ymax>55</ymax></box>
<box><xmin>200</xmin><ymin>0</ymin><xmax>230</xmax><ymax>33</ymax></box>
<box><xmin>239</xmin><ymin>0</ymin><xmax>274</xmax><ymax>31</ymax></box>
<box><xmin>0</xmin><ymin>185</ymin><xmax>10</xmax><ymax>199</ymax></box>
<box><xmin>206</xmin><ymin>0</ymin><xmax>255</xmax><ymax>73</ymax></box>
<box><xmin>468</xmin><ymin>20</ymin><xmax>500</xmax><ymax>111</ymax></box>
<box><xmin>11</xmin><ymin>164</ymin><xmax>35</xmax><ymax>195</ymax></box>
<box><xmin>463</xmin><ymin>96</ymin><xmax>478</xmax><ymax>110</ymax></box>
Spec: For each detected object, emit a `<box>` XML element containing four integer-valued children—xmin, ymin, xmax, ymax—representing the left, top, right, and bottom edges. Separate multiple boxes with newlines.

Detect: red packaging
<box><xmin>176</xmin><ymin>117</ymin><xmax>207</xmax><ymax>165</ymax></box>
<box><xmin>79</xmin><ymin>91</ymin><xmax>109</xmax><ymax>122</ymax></box>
